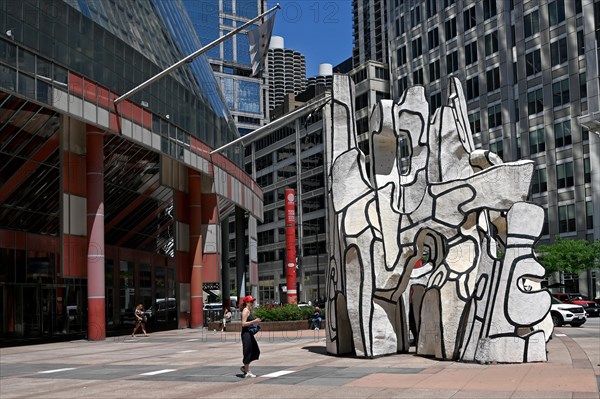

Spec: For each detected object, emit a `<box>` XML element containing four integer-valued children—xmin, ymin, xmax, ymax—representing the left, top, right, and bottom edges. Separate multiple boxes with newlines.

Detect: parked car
<box><xmin>552</xmin><ymin>293</ymin><xmax>600</xmax><ymax>317</ymax></box>
<box><xmin>145</xmin><ymin>298</ymin><xmax>177</xmax><ymax>323</ymax></box>
<box><xmin>550</xmin><ymin>297</ymin><xmax>587</xmax><ymax>327</ymax></box>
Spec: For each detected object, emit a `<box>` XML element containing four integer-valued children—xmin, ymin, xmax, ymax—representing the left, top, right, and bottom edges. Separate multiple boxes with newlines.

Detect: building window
<box><xmin>413</xmin><ymin>68</ymin><xmax>424</xmax><ymax>84</ymax></box>
<box><xmin>532</xmin><ymin>167</ymin><xmax>547</xmax><ymax>194</ymax></box>
<box><xmin>577</xmin><ymin>30</ymin><xmax>585</xmax><ymax>56</ymax></box>
<box><xmin>398</xmin><ymin>75</ymin><xmax>408</xmax><ymax>94</ymax></box>
<box><xmin>466</xmin><ymin>76</ymin><xmax>479</xmax><ymax>100</ymax></box>
<box><xmin>445</xmin><ymin>17</ymin><xmax>457</xmax><ymax>40</ymax></box>
<box><xmin>526</xmin><ymin>49</ymin><xmax>542</xmax><ymax>76</ymax></box>
<box><xmin>514</xmin><ymin>99</ymin><xmax>520</xmax><ymax>122</ymax></box>
<box><xmin>412</xmin><ymin>37</ymin><xmax>423</xmax><ymax>57</ymax></box>
<box><xmin>584</xmin><ymin>158</ymin><xmax>591</xmax><ymax>183</ymax></box>
<box><xmin>430</xmin><ymin>92</ymin><xmax>442</xmax><ymax>113</ymax></box>
<box><xmin>485</xmin><ymin>31</ymin><xmax>499</xmax><ymax>56</ymax></box>
<box><xmin>489</xmin><ymin>140</ymin><xmax>503</xmax><ymax>160</ymax></box>
<box><xmin>469</xmin><ymin>111</ymin><xmax>481</xmax><ymax>134</ymax></box>
<box><xmin>556</xmin><ymin>162</ymin><xmax>574</xmax><ymax>189</ymax></box>
<box><xmin>554</xmin><ymin>120</ymin><xmax>572</xmax><ymax>147</ymax></box>
<box><xmin>550</xmin><ymin>37</ymin><xmax>568</xmax><ymax>66</ymax></box>
<box><xmin>428</xmin><ymin>28</ymin><xmax>439</xmax><ymax>49</ymax></box>
<box><xmin>396</xmin><ymin>16</ymin><xmax>406</xmax><ymax>37</ymax></box>
<box><xmin>465</xmin><ymin>41</ymin><xmax>478</xmax><ymax>66</ymax></box>
<box><xmin>427</xmin><ymin>0</ymin><xmax>437</xmax><ymax>18</ymax></box>
<box><xmin>580</xmin><ymin>72</ymin><xmax>587</xmax><ymax>99</ymax></box>
<box><xmin>464</xmin><ymin>6</ymin><xmax>476</xmax><ymax>31</ymax></box>
<box><xmin>397</xmin><ymin>46</ymin><xmax>407</xmax><ymax>66</ymax></box>
<box><xmin>527</xmin><ymin>88</ymin><xmax>544</xmax><ymax>115</ymax></box>
<box><xmin>529</xmin><ymin>128</ymin><xmax>546</xmax><ymax>154</ymax></box>
<box><xmin>516</xmin><ymin>135</ymin><xmax>521</xmax><ymax>158</ymax></box>
<box><xmin>356</xmin><ymin>93</ymin><xmax>369</xmax><ymax>110</ymax></box>
<box><xmin>488</xmin><ymin>103</ymin><xmax>502</xmax><ymax>129</ymax></box>
<box><xmin>524</xmin><ymin>10</ymin><xmax>540</xmax><ymax>38</ymax></box>
<box><xmin>558</xmin><ymin>204</ymin><xmax>576</xmax><ymax>233</ymax></box>
<box><xmin>375</xmin><ymin>67</ymin><xmax>389</xmax><ymax>80</ymax></box>
<box><xmin>486</xmin><ymin>67</ymin><xmax>500</xmax><ymax>91</ymax></box>
<box><xmin>552</xmin><ymin>78</ymin><xmax>570</xmax><ymax>107</ymax></box>
<box><xmin>542</xmin><ymin>209</ymin><xmax>549</xmax><ymax>236</ymax></box>
<box><xmin>411</xmin><ymin>6</ymin><xmax>421</xmax><ymax>27</ymax></box>
<box><xmin>446</xmin><ymin>51</ymin><xmax>458</xmax><ymax>74</ymax></box>
<box><xmin>548</xmin><ymin>0</ymin><xmax>565</xmax><ymax>26</ymax></box>
<box><xmin>586</xmin><ymin>201</ymin><xmax>594</xmax><ymax>229</ymax></box>
<box><xmin>238</xmin><ymin>81</ymin><xmax>260</xmax><ymax>113</ymax></box>
<box><xmin>511</xmin><ymin>25</ymin><xmax>516</xmax><ymax>47</ymax></box>
<box><xmin>429</xmin><ymin>60</ymin><xmax>441</xmax><ymax>82</ymax></box>
<box><xmin>483</xmin><ymin>0</ymin><xmax>497</xmax><ymax>20</ymax></box>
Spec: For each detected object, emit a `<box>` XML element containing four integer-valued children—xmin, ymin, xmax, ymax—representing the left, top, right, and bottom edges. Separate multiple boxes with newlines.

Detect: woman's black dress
<box><xmin>241</xmin><ymin>314</ymin><xmax>260</xmax><ymax>365</ymax></box>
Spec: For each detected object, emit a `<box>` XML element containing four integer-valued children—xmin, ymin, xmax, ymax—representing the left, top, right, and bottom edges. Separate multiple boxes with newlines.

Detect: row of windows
<box><xmin>400</xmin><ymin>0</ymin><xmax>497</xmax><ymax>35</ymax></box>
<box><xmin>396</xmin><ymin>0</ymin><xmax>583</xmax><ymax>79</ymax></box>
<box><xmin>556</xmin><ymin>201</ymin><xmax>594</xmax><ymax>234</ymax></box>
<box><xmin>530</xmin><ymin>158</ymin><xmax>592</xmax><ymax>195</ymax></box>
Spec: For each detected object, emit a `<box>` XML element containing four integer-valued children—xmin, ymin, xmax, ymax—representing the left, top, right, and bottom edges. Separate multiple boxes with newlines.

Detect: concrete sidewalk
<box><xmin>1</xmin><ymin>326</ymin><xmax>598</xmax><ymax>399</ymax></box>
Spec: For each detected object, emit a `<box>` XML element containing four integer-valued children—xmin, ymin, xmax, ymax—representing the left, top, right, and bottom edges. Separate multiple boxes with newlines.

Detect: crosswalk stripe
<box><xmin>38</xmin><ymin>368</ymin><xmax>76</xmax><ymax>374</ymax></box>
<box><xmin>140</xmin><ymin>369</ymin><xmax>177</xmax><ymax>376</ymax></box>
<box><xmin>261</xmin><ymin>370</ymin><xmax>296</xmax><ymax>378</ymax></box>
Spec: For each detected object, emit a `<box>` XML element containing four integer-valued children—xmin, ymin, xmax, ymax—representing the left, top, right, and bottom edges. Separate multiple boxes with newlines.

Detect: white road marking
<box><xmin>38</xmin><ymin>368</ymin><xmax>76</xmax><ymax>374</ymax></box>
<box><xmin>555</xmin><ymin>333</ymin><xmax>567</xmax><ymax>336</ymax></box>
<box><xmin>186</xmin><ymin>339</ymin><xmax>200</xmax><ymax>342</ymax></box>
<box><xmin>261</xmin><ymin>370</ymin><xmax>296</xmax><ymax>378</ymax></box>
<box><xmin>140</xmin><ymin>369</ymin><xmax>177</xmax><ymax>376</ymax></box>
<box><xmin>177</xmin><ymin>350</ymin><xmax>197</xmax><ymax>353</ymax></box>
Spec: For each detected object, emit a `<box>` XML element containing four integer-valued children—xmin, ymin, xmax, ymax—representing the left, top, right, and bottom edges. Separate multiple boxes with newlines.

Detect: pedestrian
<box><xmin>131</xmin><ymin>304</ymin><xmax>148</xmax><ymax>337</ymax></box>
<box><xmin>220</xmin><ymin>307</ymin><xmax>232</xmax><ymax>331</ymax></box>
<box><xmin>311</xmin><ymin>306</ymin><xmax>322</xmax><ymax>330</ymax></box>
<box><xmin>240</xmin><ymin>295</ymin><xmax>262</xmax><ymax>378</ymax></box>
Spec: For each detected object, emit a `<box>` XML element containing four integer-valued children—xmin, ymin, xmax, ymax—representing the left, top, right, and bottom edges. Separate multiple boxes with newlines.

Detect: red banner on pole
<box><xmin>284</xmin><ymin>189</ymin><xmax>297</xmax><ymax>304</ymax></box>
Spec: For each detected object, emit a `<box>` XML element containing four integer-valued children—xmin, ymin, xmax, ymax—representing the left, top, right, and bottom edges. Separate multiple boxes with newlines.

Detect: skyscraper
<box><xmin>267</xmin><ymin>36</ymin><xmax>307</xmax><ymax>111</ymax></box>
<box><xmin>182</xmin><ymin>0</ymin><xmax>268</xmax><ymax>135</ymax></box>
<box><xmin>385</xmin><ymin>0</ymin><xmax>599</xmax><ymax>294</ymax></box>
<box><xmin>352</xmin><ymin>0</ymin><xmax>389</xmax><ymax>66</ymax></box>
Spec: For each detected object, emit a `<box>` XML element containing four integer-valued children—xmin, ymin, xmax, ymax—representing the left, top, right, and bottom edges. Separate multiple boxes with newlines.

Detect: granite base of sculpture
<box><xmin>324</xmin><ymin>75</ymin><xmax>551</xmax><ymax>363</ymax></box>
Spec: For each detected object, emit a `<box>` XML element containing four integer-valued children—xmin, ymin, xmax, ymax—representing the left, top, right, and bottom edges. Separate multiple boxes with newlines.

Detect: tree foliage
<box><xmin>536</xmin><ymin>237</ymin><xmax>600</xmax><ymax>275</ymax></box>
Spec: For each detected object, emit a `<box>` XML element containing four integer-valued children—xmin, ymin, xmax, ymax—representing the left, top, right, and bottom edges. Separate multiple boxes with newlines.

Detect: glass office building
<box><xmin>182</xmin><ymin>0</ymin><xmax>267</xmax><ymax>136</ymax></box>
<box><xmin>0</xmin><ymin>0</ymin><xmax>262</xmax><ymax>343</ymax></box>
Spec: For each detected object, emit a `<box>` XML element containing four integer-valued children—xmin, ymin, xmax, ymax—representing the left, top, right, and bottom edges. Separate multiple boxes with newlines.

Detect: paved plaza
<box><xmin>1</xmin><ymin>320</ymin><xmax>599</xmax><ymax>399</ymax></box>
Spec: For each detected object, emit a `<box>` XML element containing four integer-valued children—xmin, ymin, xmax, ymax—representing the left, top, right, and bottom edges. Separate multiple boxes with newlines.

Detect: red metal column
<box><xmin>174</xmin><ymin>190</ymin><xmax>190</xmax><ymax>328</ymax></box>
<box><xmin>285</xmin><ymin>189</ymin><xmax>297</xmax><ymax>304</ymax></box>
<box><xmin>86</xmin><ymin>126</ymin><xmax>105</xmax><ymax>340</ymax></box>
<box><xmin>189</xmin><ymin>171</ymin><xmax>203</xmax><ymax>328</ymax></box>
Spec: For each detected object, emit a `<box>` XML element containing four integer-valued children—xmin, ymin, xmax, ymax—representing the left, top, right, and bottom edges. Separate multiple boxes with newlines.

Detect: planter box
<box><xmin>207</xmin><ymin>319</ymin><xmax>323</xmax><ymax>332</ymax></box>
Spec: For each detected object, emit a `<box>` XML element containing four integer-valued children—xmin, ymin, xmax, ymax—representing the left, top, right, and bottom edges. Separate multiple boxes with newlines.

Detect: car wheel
<box><xmin>551</xmin><ymin>312</ymin><xmax>563</xmax><ymax>327</ymax></box>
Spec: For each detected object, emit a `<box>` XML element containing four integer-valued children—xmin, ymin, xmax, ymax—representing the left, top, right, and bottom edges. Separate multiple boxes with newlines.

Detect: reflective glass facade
<box><xmin>0</xmin><ymin>0</ymin><xmax>240</xmax><ymax>162</ymax></box>
<box><xmin>182</xmin><ymin>0</ymin><xmax>266</xmax><ymax>135</ymax></box>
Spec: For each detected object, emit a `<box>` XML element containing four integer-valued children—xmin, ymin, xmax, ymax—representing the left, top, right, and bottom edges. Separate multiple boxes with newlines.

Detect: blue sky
<box><xmin>267</xmin><ymin>0</ymin><xmax>353</xmax><ymax>77</ymax></box>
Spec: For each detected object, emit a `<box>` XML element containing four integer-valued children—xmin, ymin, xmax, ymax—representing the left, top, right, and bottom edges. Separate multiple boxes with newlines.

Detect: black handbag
<box><xmin>248</xmin><ymin>323</ymin><xmax>260</xmax><ymax>335</ymax></box>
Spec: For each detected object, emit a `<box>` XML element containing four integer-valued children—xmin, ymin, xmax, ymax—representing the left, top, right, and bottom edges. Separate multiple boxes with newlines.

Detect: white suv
<box><xmin>550</xmin><ymin>296</ymin><xmax>587</xmax><ymax>327</ymax></box>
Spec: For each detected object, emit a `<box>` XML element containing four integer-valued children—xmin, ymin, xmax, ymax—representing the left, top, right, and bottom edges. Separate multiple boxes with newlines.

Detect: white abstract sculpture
<box><xmin>324</xmin><ymin>75</ymin><xmax>551</xmax><ymax>363</ymax></box>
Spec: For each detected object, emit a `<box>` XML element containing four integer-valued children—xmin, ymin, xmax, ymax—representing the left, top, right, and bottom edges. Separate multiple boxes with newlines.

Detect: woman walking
<box><xmin>240</xmin><ymin>295</ymin><xmax>262</xmax><ymax>378</ymax></box>
<box><xmin>131</xmin><ymin>304</ymin><xmax>148</xmax><ymax>337</ymax></box>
